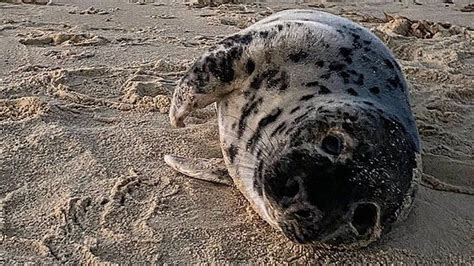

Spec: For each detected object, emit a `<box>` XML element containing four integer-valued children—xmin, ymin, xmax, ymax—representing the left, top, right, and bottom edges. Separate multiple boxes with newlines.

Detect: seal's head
<box><xmin>258</xmin><ymin>101</ymin><xmax>420</xmax><ymax>247</ymax></box>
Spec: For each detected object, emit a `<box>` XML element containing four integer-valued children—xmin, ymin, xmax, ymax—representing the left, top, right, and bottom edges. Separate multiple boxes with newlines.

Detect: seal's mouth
<box><xmin>319</xmin><ymin>202</ymin><xmax>382</xmax><ymax>247</ymax></box>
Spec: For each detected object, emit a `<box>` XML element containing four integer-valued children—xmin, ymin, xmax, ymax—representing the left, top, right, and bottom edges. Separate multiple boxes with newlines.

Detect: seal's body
<box><xmin>165</xmin><ymin>10</ymin><xmax>422</xmax><ymax>247</ymax></box>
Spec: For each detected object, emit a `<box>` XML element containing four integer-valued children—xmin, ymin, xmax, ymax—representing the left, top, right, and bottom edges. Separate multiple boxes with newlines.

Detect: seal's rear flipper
<box><xmin>164</xmin><ymin>155</ymin><xmax>233</xmax><ymax>186</ymax></box>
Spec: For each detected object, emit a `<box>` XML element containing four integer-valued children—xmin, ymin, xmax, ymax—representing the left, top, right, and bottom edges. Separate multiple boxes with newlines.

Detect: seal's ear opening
<box><xmin>321</xmin><ymin>134</ymin><xmax>344</xmax><ymax>156</ymax></box>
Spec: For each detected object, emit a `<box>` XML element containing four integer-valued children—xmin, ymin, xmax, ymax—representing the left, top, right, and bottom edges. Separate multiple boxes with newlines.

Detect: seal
<box><xmin>164</xmin><ymin>9</ymin><xmax>422</xmax><ymax>247</ymax></box>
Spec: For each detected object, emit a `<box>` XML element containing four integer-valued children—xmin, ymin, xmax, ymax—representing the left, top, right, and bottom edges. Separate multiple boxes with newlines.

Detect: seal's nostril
<box><xmin>321</xmin><ymin>134</ymin><xmax>343</xmax><ymax>155</ymax></box>
<box><xmin>352</xmin><ymin>203</ymin><xmax>378</xmax><ymax>236</ymax></box>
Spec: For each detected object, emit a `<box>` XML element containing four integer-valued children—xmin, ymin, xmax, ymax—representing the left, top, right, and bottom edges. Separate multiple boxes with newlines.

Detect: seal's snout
<box><xmin>350</xmin><ymin>202</ymin><xmax>380</xmax><ymax>237</ymax></box>
<box><xmin>279</xmin><ymin>201</ymin><xmax>382</xmax><ymax>246</ymax></box>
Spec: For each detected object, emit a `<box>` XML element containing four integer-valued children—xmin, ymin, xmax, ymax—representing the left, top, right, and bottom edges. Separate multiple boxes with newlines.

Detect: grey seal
<box><xmin>164</xmin><ymin>9</ymin><xmax>422</xmax><ymax>247</ymax></box>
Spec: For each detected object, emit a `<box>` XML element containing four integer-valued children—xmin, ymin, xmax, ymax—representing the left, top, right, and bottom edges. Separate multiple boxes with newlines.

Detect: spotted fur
<box><xmin>168</xmin><ymin>10</ymin><xmax>421</xmax><ymax>247</ymax></box>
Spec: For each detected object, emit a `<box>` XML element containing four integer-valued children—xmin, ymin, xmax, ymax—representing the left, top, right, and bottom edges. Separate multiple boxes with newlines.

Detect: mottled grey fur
<box><xmin>167</xmin><ymin>10</ymin><xmax>422</xmax><ymax>247</ymax></box>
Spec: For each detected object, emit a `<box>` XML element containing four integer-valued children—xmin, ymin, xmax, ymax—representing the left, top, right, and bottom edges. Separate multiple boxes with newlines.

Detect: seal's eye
<box><xmin>321</xmin><ymin>134</ymin><xmax>343</xmax><ymax>155</ymax></box>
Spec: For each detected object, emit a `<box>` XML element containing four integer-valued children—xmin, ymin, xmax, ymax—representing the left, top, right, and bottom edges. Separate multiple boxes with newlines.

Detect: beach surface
<box><xmin>1</xmin><ymin>0</ymin><xmax>473</xmax><ymax>263</ymax></box>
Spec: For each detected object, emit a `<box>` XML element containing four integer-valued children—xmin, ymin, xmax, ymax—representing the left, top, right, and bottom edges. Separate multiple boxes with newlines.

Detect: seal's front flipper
<box><xmin>169</xmin><ymin>34</ymin><xmax>258</xmax><ymax>128</ymax></box>
<box><xmin>164</xmin><ymin>155</ymin><xmax>233</xmax><ymax>186</ymax></box>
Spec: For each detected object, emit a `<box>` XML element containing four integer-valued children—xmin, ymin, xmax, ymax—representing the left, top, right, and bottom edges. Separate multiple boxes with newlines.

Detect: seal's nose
<box><xmin>350</xmin><ymin>202</ymin><xmax>380</xmax><ymax>236</ymax></box>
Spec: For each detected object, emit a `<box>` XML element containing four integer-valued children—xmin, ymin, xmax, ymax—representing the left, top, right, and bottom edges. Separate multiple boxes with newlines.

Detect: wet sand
<box><xmin>1</xmin><ymin>0</ymin><xmax>473</xmax><ymax>263</ymax></box>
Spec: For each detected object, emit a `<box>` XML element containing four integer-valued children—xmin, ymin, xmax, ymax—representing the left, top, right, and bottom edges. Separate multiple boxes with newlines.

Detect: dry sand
<box><xmin>1</xmin><ymin>0</ymin><xmax>473</xmax><ymax>264</ymax></box>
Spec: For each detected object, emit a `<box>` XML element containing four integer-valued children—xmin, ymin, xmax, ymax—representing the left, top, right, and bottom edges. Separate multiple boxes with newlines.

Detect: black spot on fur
<box><xmin>351</xmin><ymin>33</ymin><xmax>362</xmax><ymax>49</ymax></box>
<box><xmin>340</xmin><ymin>71</ymin><xmax>350</xmax><ymax>79</ymax></box>
<box><xmin>238</xmin><ymin>33</ymin><xmax>253</xmax><ymax>45</ymax></box>
<box><xmin>300</xmin><ymin>94</ymin><xmax>315</xmax><ymax>101</ymax></box>
<box><xmin>329</xmin><ymin>62</ymin><xmax>346</xmax><ymax>71</ymax></box>
<box><xmin>354</xmin><ymin>73</ymin><xmax>364</xmax><ymax>86</ymax></box>
<box><xmin>220</xmin><ymin>33</ymin><xmax>253</xmax><ymax>47</ymax></box>
<box><xmin>267</xmin><ymin>71</ymin><xmax>289</xmax><ymax>91</ymax></box>
<box><xmin>369</xmin><ymin>86</ymin><xmax>380</xmax><ymax>95</ymax></box>
<box><xmin>250</xmin><ymin>69</ymin><xmax>278</xmax><ymax>90</ymax></box>
<box><xmin>319</xmin><ymin>86</ymin><xmax>331</xmax><ymax>94</ymax></box>
<box><xmin>315</xmin><ymin>60</ymin><xmax>325</xmax><ymax>67</ymax></box>
<box><xmin>320</xmin><ymin>72</ymin><xmax>332</xmax><ymax>80</ymax></box>
<box><xmin>253</xmin><ymin>160</ymin><xmax>265</xmax><ymax>195</ymax></box>
<box><xmin>339</xmin><ymin>47</ymin><xmax>353</xmax><ymax>64</ymax></box>
<box><xmin>247</xmin><ymin>108</ymin><xmax>282</xmax><ymax>151</ymax></box>
<box><xmin>204</xmin><ymin>46</ymin><xmax>244</xmax><ymax>84</ymax></box>
<box><xmin>245</xmin><ymin>58</ymin><xmax>255</xmax><ymax>74</ymax></box>
<box><xmin>228</xmin><ymin>46</ymin><xmax>242</xmax><ymax>59</ymax></box>
<box><xmin>238</xmin><ymin>97</ymin><xmax>263</xmax><ymax>138</ymax></box>
<box><xmin>347</xmin><ymin>88</ymin><xmax>358</xmax><ymax>96</ymax></box>
<box><xmin>259</xmin><ymin>31</ymin><xmax>269</xmax><ymax>38</ymax></box>
<box><xmin>305</xmin><ymin>81</ymin><xmax>320</xmax><ymax>87</ymax></box>
<box><xmin>384</xmin><ymin>59</ymin><xmax>395</xmax><ymax>69</ymax></box>
<box><xmin>305</xmin><ymin>81</ymin><xmax>331</xmax><ymax>94</ymax></box>
<box><xmin>243</xmin><ymin>90</ymin><xmax>252</xmax><ymax>98</ymax></box>
<box><xmin>228</xmin><ymin>144</ymin><xmax>238</xmax><ymax>163</ymax></box>
<box><xmin>289</xmin><ymin>51</ymin><xmax>309</xmax><ymax>63</ymax></box>
<box><xmin>347</xmin><ymin>69</ymin><xmax>357</xmax><ymax>75</ymax></box>
<box><xmin>277</xmin><ymin>24</ymin><xmax>283</xmax><ymax>31</ymax></box>
<box><xmin>290</xmin><ymin>106</ymin><xmax>300</xmax><ymax>114</ymax></box>
<box><xmin>363</xmin><ymin>40</ymin><xmax>371</xmax><ymax>45</ymax></box>
<box><xmin>278</xmin><ymin>71</ymin><xmax>289</xmax><ymax>91</ymax></box>
<box><xmin>271</xmin><ymin>122</ymin><xmax>287</xmax><ymax>137</ymax></box>
<box><xmin>362</xmin><ymin>101</ymin><xmax>374</xmax><ymax>106</ymax></box>
<box><xmin>353</xmin><ymin>41</ymin><xmax>362</xmax><ymax>49</ymax></box>
<box><xmin>293</xmin><ymin>108</ymin><xmax>314</xmax><ymax>125</ymax></box>
<box><xmin>387</xmin><ymin>76</ymin><xmax>401</xmax><ymax>89</ymax></box>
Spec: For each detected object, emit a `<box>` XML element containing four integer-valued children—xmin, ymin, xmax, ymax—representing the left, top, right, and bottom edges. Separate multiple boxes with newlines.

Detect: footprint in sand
<box><xmin>122</xmin><ymin>75</ymin><xmax>173</xmax><ymax>114</ymax></box>
<box><xmin>376</xmin><ymin>14</ymin><xmax>469</xmax><ymax>39</ymax></box>
<box><xmin>19</xmin><ymin>32</ymin><xmax>109</xmax><ymax>46</ymax></box>
<box><xmin>0</xmin><ymin>96</ymin><xmax>48</xmax><ymax>122</ymax></box>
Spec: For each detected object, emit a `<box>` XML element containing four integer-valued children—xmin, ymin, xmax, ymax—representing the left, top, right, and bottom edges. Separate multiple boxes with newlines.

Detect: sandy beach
<box><xmin>1</xmin><ymin>0</ymin><xmax>473</xmax><ymax>263</ymax></box>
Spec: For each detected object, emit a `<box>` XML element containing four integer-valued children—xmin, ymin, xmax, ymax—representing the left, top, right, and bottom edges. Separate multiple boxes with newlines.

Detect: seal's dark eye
<box><xmin>321</xmin><ymin>135</ymin><xmax>343</xmax><ymax>155</ymax></box>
